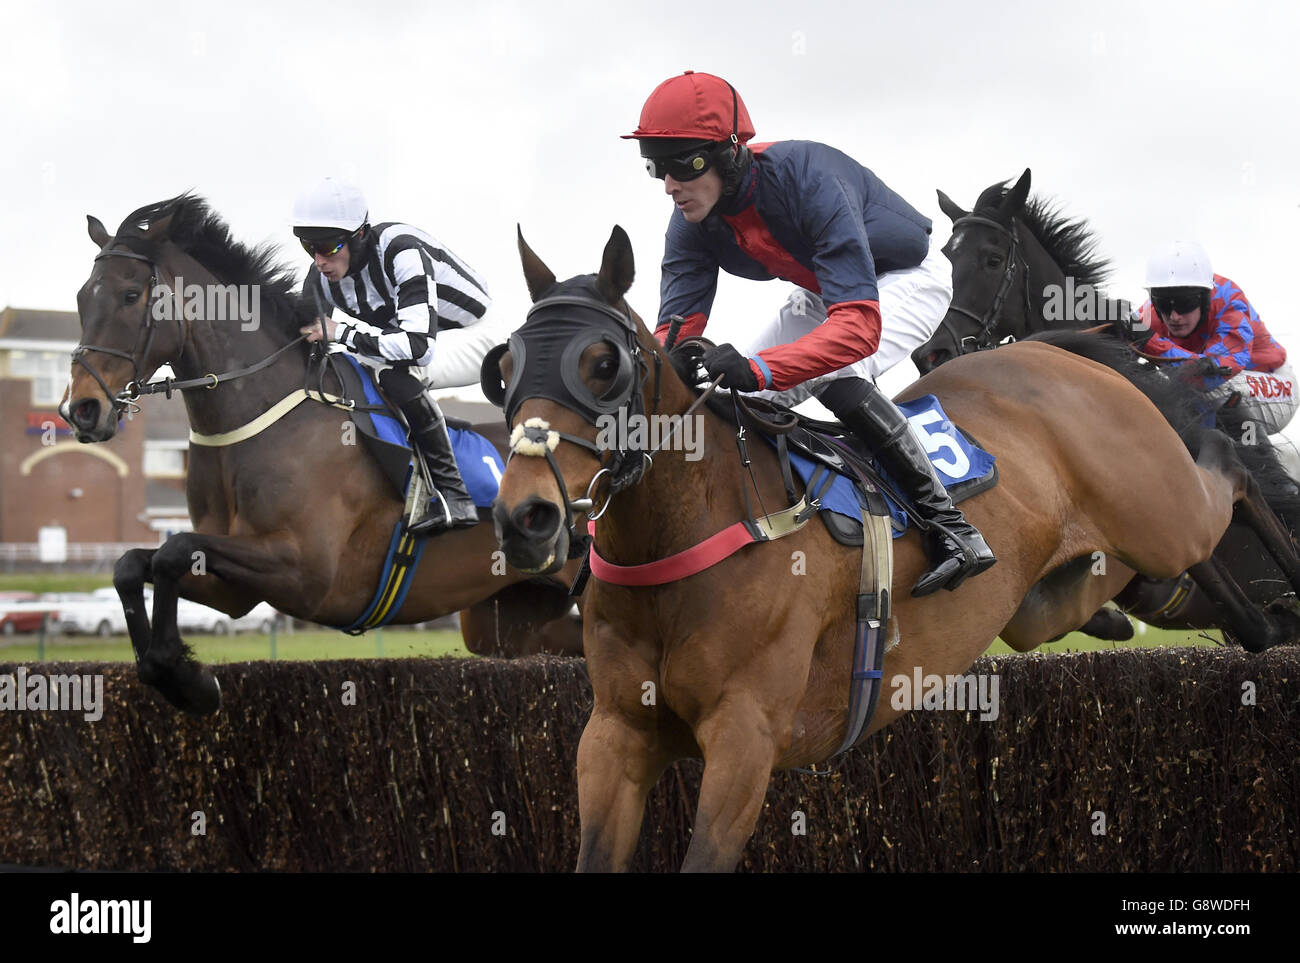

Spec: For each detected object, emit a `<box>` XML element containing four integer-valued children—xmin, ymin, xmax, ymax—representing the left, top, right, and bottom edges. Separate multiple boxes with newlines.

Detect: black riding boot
<box><xmin>821</xmin><ymin>378</ymin><xmax>996</xmax><ymax>597</ymax></box>
<box><xmin>380</xmin><ymin>369</ymin><xmax>478</xmax><ymax>534</ymax></box>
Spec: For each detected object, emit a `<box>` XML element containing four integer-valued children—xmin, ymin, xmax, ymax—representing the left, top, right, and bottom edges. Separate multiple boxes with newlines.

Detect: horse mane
<box><xmin>974</xmin><ymin>182</ymin><xmax>1111</xmax><ymax>289</ymax></box>
<box><xmin>115</xmin><ymin>194</ymin><xmax>315</xmax><ymax>331</ymax></box>
<box><xmin>1027</xmin><ymin>330</ymin><xmax>1300</xmax><ymax>526</ymax></box>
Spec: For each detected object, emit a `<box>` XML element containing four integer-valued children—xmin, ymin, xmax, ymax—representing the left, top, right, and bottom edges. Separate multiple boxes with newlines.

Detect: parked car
<box><xmin>0</xmin><ymin>591</ymin><xmax>59</xmax><ymax>636</ymax></box>
<box><xmin>175</xmin><ymin>598</ymin><xmax>280</xmax><ymax>635</ymax></box>
<box><xmin>50</xmin><ymin>590</ymin><xmax>129</xmax><ymax>637</ymax></box>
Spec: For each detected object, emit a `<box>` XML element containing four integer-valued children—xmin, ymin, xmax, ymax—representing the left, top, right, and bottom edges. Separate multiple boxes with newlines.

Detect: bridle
<box><xmin>943</xmin><ymin>214</ymin><xmax>1033</xmax><ymax>354</ymax></box>
<box><xmin>72</xmin><ymin>246</ymin><xmax>179</xmax><ymax>416</ymax></box>
<box><xmin>484</xmin><ymin>292</ymin><xmax>718</xmax><ymax>561</ymax></box>
<box><xmin>72</xmin><ymin>243</ymin><xmax>307</xmax><ymax>417</ymax></box>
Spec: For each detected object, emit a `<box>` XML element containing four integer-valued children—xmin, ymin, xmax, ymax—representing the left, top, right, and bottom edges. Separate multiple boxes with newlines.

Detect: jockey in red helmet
<box><xmin>625</xmin><ymin>71</ymin><xmax>995</xmax><ymax>597</ymax></box>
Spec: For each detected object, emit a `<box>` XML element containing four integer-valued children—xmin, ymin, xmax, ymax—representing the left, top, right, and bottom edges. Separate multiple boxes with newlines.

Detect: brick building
<box><xmin>0</xmin><ymin>306</ymin><xmax>189</xmax><ymax>566</ymax></box>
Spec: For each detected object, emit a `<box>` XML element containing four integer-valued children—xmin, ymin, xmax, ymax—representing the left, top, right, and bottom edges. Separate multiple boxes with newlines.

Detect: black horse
<box><xmin>913</xmin><ymin>169</ymin><xmax>1300</xmax><ymax>644</ymax></box>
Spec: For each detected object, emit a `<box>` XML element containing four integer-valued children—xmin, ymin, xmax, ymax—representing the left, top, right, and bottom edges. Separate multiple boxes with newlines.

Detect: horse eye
<box><xmin>124</xmin><ymin>290</ymin><xmax>141</xmax><ymax>305</ymax></box>
<box><xmin>986</xmin><ymin>255</ymin><xmax>1003</xmax><ymax>268</ymax></box>
<box><xmin>595</xmin><ymin>355</ymin><xmax>618</xmax><ymax>379</ymax></box>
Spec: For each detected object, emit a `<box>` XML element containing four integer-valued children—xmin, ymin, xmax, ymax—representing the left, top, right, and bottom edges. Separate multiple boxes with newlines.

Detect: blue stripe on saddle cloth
<box><xmin>339</xmin><ymin>355</ymin><xmax>505</xmax><ymax>508</ymax></box>
<box><xmin>779</xmin><ymin>395</ymin><xmax>996</xmax><ymax>538</ymax></box>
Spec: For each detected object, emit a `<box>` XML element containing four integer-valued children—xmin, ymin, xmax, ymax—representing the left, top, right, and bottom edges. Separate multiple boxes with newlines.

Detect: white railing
<box><xmin>0</xmin><ymin>542</ymin><xmax>161</xmax><ymax>563</ymax></box>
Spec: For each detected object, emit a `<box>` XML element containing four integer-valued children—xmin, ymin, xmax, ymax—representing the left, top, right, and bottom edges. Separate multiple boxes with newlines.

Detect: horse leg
<box><xmin>1078</xmin><ymin>606</ymin><xmax>1135</xmax><ymax>641</ymax></box>
<box><xmin>143</xmin><ymin>531</ymin><xmax>303</xmax><ymax>714</ymax></box>
<box><xmin>113</xmin><ymin>548</ymin><xmax>156</xmax><ymax>662</ymax></box>
<box><xmin>1001</xmin><ymin>557</ymin><xmax>1135</xmax><ymax>651</ymax></box>
<box><xmin>1231</xmin><ymin>476</ymin><xmax>1300</xmax><ymax>591</ymax></box>
<box><xmin>1186</xmin><ymin>555</ymin><xmax>1300</xmax><ymax>652</ymax></box>
<box><xmin>680</xmin><ymin>694</ymin><xmax>784</xmax><ymax>872</ymax></box>
<box><xmin>460</xmin><ymin>582</ymin><xmax>582</xmax><ymax>656</ymax></box>
<box><xmin>574</xmin><ymin>707</ymin><xmax>681</xmax><ymax>872</ymax></box>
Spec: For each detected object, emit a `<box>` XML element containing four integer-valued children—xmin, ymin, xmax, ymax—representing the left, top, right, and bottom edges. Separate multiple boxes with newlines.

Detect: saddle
<box><xmin>669</xmin><ymin>339</ymin><xmax>999</xmax><ymax>547</ymax></box>
<box><xmin>324</xmin><ymin>352</ymin><xmax>502</xmax><ymax>516</ymax></box>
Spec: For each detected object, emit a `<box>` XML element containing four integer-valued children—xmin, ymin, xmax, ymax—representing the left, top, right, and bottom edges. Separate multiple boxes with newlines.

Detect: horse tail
<box><xmin>1026</xmin><ymin>330</ymin><xmax>1300</xmax><ymax>530</ymax></box>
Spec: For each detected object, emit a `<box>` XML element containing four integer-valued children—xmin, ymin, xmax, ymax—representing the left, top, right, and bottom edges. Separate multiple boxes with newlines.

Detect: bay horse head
<box><xmin>64</xmin><ymin>194</ymin><xmax>310</xmax><ymax>443</ymax></box>
<box><xmin>484</xmin><ymin>226</ymin><xmax>682</xmax><ymax>575</ymax></box>
<box><xmin>66</xmin><ymin>200</ymin><xmax>191</xmax><ymax>440</ymax></box>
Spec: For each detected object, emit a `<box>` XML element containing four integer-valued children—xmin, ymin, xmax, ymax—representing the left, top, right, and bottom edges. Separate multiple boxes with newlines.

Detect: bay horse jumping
<box><xmin>487</xmin><ymin>225</ymin><xmax>1300</xmax><ymax>872</ymax></box>
<box><xmin>913</xmin><ymin>169</ymin><xmax>1300</xmax><ymax>642</ymax></box>
<box><xmin>64</xmin><ymin>195</ymin><xmax>582</xmax><ymax>715</ymax></box>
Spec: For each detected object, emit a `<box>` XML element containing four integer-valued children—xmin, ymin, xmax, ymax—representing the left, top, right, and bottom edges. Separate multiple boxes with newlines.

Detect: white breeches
<box><xmin>730</xmin><ymin>242</ymin><xmax>953</xmax><ymax>407</ymax></box>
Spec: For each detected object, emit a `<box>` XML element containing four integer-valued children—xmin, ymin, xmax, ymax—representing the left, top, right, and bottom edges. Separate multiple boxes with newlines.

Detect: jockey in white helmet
<box><xmin>292</xmin><ymin>176</ymin><xmax>503</xmax><ymax>533</ymax></box>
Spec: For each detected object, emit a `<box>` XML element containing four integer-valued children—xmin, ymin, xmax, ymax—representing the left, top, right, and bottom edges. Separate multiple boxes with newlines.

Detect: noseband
<box><xmin>944</xmin><ymin>214</ymin><xmax>1032</xmax><ymax>354</ymax></box>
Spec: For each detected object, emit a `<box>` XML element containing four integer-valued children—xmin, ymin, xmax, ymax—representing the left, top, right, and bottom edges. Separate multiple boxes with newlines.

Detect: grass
<box><xmin>0</xmin><ymin>623</ymin><xmax>1220</xmax><ymax>665</ymax></box>
<box><xmin>0</xmin><ymin>628</ymin><xmax>472</xmax><ymax>663</ymax></box>
<box><xmin>0</xmin><ymin>573</ymin><xmax>115</xmax><ymax>595</ymax></box>
<box><xmin>984</xmin><ymin>623</ymin><xmax>1222</xmax><ymax>655</ymax></box>
<box><xmin>0</xmin><ymin>575</ymin><xmax>1222</xmax><ymax>663</ymax></box>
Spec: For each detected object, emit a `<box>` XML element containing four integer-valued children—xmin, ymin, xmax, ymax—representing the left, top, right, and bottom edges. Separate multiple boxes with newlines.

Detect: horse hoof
<box><xmin>138</xmin><ymin>657</ymin><xmax>222</xmax><ymax>715</ymax></box>
<box><xmin>182</xmin><ymin>671</ymin><xmax>222</xmax><ymax>716</ymax></box>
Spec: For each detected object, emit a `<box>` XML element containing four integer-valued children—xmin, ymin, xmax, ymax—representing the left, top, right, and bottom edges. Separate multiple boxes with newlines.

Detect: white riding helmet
<box><xmin>291</xmin><ymin>177</ymin><xmax>368</xmax><ymax>232</ymax></box>
<box><xmin>1145</xmin><ymin>240</ymin><xmax>1214</xmax><ymax>290</ymax></box>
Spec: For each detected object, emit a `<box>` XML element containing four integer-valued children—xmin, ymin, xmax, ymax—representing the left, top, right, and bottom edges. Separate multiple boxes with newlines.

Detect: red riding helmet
<box><xmin>623</xmin><ymin>70</ymin><xmax>756</xmax><ymax>146</ymax></box>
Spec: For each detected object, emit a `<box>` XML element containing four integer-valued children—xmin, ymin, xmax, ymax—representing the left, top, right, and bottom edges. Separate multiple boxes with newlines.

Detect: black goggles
<box><xmin>645</xmin><ymin>146</ymin><xmax>720</xmax><ymax>182</ymax></box>
<box><xmin>300</xmin><ymin>231</ymin><xmax>354</xmax><ymax>257</ymax></box>
<box><xmin>1152</xmin><ymin>292</ymin><xmax>1204</xmax><ymax>316</ymax></box>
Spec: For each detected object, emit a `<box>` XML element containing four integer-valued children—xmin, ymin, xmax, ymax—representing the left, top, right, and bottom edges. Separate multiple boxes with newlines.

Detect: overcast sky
<box><xmin>3</xmin><ymin>0</ymin><xmax>1297</xmax><ymax>405</ymax></box>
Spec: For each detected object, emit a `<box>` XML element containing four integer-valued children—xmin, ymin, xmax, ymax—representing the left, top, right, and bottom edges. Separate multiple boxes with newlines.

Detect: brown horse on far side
<box><xmin>488</xmin><ymin>225</ymin><xmax>1300</xmax><ymax>871</ymax></box>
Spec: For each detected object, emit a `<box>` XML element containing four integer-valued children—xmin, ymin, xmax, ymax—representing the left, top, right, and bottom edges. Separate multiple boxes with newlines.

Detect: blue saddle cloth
<box><xmin>339</xmin><ymin>355</ymin><xmax>504</xmax><ymax>507</ymax></box>
<box><xmin>778</xmin><ymin>395</ymin><xmax>996</xmax><ymax>538</ymax></box>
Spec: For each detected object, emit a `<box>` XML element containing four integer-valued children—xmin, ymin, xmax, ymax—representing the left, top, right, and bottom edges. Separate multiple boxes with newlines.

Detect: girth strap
<box><xmin>832</xmin><ymin>507</ymin><xmax>895</xmax><ymax>756</ymax></box>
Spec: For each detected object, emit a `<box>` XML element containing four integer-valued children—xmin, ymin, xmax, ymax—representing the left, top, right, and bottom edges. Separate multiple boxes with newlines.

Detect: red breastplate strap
<box><xmin>585</xmin><ymin>519</ymin><xmax>759</xmax><ymax>586</ymax></box>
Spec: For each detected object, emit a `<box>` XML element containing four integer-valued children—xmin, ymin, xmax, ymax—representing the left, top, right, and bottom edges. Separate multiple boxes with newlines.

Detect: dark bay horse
<box><xmin>487</xmin><ymin>226</ymin><xmax>1300</xmax><ymax>871</ymax></box>
<box><xmin>913</xmin><ymin>170</ymin><xmax>1300</xmax><ymax>642</ymax></box>
<box><xmin>63</xmin><ymin>195</ymin><xmax>582</xmax><ymax>714</ymax></box>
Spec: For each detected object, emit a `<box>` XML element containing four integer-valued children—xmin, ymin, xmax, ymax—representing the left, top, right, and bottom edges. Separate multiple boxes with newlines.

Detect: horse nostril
<box><xmin>511</xmin><ymin>499</ymin><xmax>561</xmax><ymax>539</ymax></box>
<box><xmin>70</xmin><ymin>399</ymin><xmax>103</xmax><ymax>432</ymax></box>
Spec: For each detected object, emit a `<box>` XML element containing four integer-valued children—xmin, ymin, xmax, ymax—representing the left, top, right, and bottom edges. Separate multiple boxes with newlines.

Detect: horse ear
<box><xmin>1002</xmin><ymin>169</ymin><xmax>1031</xmax><ymax>216</ymax></box>
<box><xmin>595</xmin><ymin>225</ymin><xmax>634</xmax><ymax>305</ymax></box>
<box><xmin>517</xmin><ymin>225</ymin><xmax>556</xmax><ymax>303</ymax></box>
<box><xmin>137</xmin><ymin>206</ymin><xmax>179</xmax><ymax>240</ymax></box>
<box><xmin>87</xmin><ymin>215</ymin><xmax>110</xmax><ymax>248</ymax></box>
<box><xmin>936</xmin><ymin>190</ymin><xmax>968</xmax><ymax>224</ymax></box>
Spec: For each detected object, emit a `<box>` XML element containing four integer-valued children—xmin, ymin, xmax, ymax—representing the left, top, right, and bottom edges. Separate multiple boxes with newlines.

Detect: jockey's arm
<box><xmin>746</xmin><ymin>173</ymin><xmax>883</xmax><ymax>391</ymax></box>
<box><xmin>655</xmin><ymin>212</ymin><xmax>719</xmax><ymax>345</ymax></box>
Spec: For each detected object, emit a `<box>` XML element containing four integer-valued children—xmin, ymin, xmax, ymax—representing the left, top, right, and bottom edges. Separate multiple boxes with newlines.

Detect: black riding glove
<box><xmin>702</xmin><ymin>343</ymin><xmax>761</xmax><ymax>392</ymax></box>
<box><xmin>1190</xmin><ymin>357</ymin><xmax>1235</xmax><ymax>380</ymax></box>
<box><xmin>1116</xmin><ymin>313</ymin><xmax>1154</xmax><ymax>348</ymax></box>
